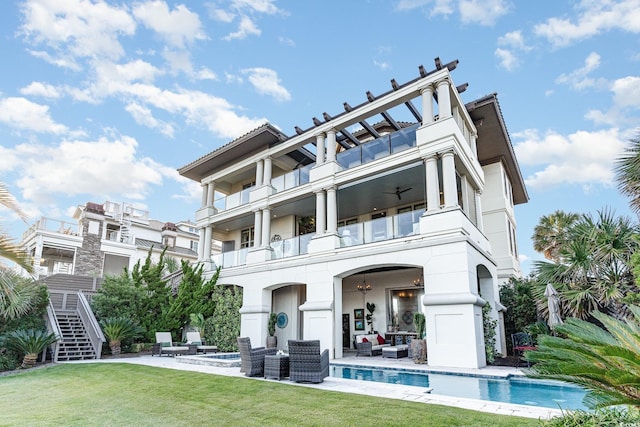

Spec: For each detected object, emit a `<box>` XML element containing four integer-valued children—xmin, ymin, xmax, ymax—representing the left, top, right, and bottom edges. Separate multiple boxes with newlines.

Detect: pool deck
<box><xmin>71</xmin><ymin>354</ymin><xmax>562</xmax><ymax>420</ymax></box>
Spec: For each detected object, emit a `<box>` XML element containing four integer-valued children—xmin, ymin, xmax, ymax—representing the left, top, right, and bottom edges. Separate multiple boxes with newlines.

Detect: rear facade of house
<box><xmin>179</xmin><ymin>59</ymin><xmax>528</xmax><ymax>369</ymax></box>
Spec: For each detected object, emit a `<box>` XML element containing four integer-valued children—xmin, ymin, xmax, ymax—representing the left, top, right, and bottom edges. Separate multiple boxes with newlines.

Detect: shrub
<box><xmin>100</xmin><ymin>317</ymin><xmax>143</xmax><ymax>356</ymax></box>
<box><xmin>5</xmin><ymin>329</ymin><xmax>58</xmax><ymax>368</ymax></box>
<box><xmin>541</xmin><ymin>407</ymin><xmax>640</xmax><ymax>426</ymax></box>
<box><xmin>482</xmin><ymin>303</ymin><xmax>498</xmax><ymax>364</ymax></box>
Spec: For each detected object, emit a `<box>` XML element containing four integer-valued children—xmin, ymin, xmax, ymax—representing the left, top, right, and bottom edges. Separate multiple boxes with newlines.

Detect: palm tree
<box><xmin>99</xmin><ymin>317</ymin><xmax>143</xmax><ymax>356</ymax></box>
<box><xmin>527</xmin><ymin>306</ymin><xmax>640</xmax><ymax>408</ymax></box>
<box><xmin>532</xmin><ymin>210</ymin><xmax>579</xmax><ymax>262</ymax></box>
<box><xmin>615</xmin><ymin>133</ymin><xmax>640</xmax><ymax>216</ymax></box>
<box><xmin>5</xmin><ymin>329</ymin><xmax>58</xmax><ymax>368</ymax></box>
<box><xmin>0</xmin><ymin>182</ymin><xmax>32</xmax><ymax>272</ymax></box>
<box><xmin>534</xmin><ymin>209</ymin><xmax>639</xmax><ymax>319</ymax></box>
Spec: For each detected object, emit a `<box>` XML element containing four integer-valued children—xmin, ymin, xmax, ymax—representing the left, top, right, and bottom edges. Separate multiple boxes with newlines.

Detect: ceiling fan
<box><xmin>384</xmin><ymin>187</ymin><xmax>412</xmax><ymax>200</ymax></box>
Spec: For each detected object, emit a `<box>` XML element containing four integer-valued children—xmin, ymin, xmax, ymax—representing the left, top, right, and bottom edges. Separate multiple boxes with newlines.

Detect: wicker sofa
<box><xmin>354</xmin><ymin>333</ymin><xmax>391</xmax><ymax>356</ymax></box>
<box><xmin>288</xmin><ymin>340</ymin><xmax>329</xmax><ymax>383</ymax></box>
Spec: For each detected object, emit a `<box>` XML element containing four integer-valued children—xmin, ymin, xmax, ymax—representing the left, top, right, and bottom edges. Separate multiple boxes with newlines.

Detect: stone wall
<box><xmin>74</xmin><ymin>216</ymin><xmax>104</xmax><ymax>277</ymax></box>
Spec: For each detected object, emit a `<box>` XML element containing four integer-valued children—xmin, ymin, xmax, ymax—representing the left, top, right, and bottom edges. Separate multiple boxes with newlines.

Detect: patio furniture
<box><xmin>152</xmin><ymin>332</ymin><xmax>189</xmax><ymax>357</ymax></box>
<box><xmin>264</xmin><ymin>354</ymin><xmax>290</xmax><ymax>380</ymax></box>
<box><xmin>185</xmin><ymin>331</ymin><xmax>218</xmax><ymax>354</ymax></box>
<box><xmin>511</xmin><ymin>332</ymin><xmax>536</xmax><ymax>367</ymax></box>
<box><xmin>288</xmin><ymin>340</ymin><xmax>329</xmax><ymax>384</ymax></box>
<box><xmin>382</xmin><ymin>345</ymin><xmax>408</xmax><ymax>359</ymax></box>
<box><xmin>355</xmin><ymin>333</ymin><xmax>391</xmax><ymax>356</ymax></box>
<box><xmin>237</xmin><ymin>337</ymin><xmax>277</xmax><ymax>377</ymax></box>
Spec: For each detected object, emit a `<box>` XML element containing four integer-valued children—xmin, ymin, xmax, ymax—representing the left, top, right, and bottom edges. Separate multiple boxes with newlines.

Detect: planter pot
<box><xmin>411</xmin><ymin>338</ymin><xmax>427</xmax><ymax>364</ymax></box>
<box><xmin>22</xmin><ymin>353</ymin><xmax>37</xmax><ymax>368</ymax></box>
<box><xmin>266</xmin><ymin>335</ymin><xmax>277</xmax><ymax>349</ymax></box>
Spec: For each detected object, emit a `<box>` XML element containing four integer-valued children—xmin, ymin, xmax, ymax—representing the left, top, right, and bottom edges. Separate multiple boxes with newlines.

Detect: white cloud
<box><xmin>125</xmin><ymin>102</ymin><xmax>174</xmax><ymax>137</ymax></box>
<box><xmin>20</xmin><ymin>82</ymin><xmax>61</xmax><ymax>99</ymax></box>
<box><xmin>611</xmin><ymin>76</ymin><xmax>640</xmax><ymax>109</ymax></box>
<box><xmin>586</xmin><ymin>75</ymin><xmax>640</xmax><ymax>127</ymax></box>
<box><xmin>0</xmin><ymin>97</ymin><xmax>68</xmax><ymax>134</ymax></box>
<box><xmin>459</xmin><ymin>0</ymin><xmax>511</xmax><ymax>26</ymax></box>
<box><xmin>242</xmin><ymin>67</ymin><xmax>291</xmax><ymax>102</ymax></box>
<box><xmin>513</xmin><ymin>128</ymin><xmax>626</xmax><ymax>190</ymax></box>
<box><xmin>278</xmin><ymin>36</ymin><xmax>295</xmax><ymax>47</ymax></box>
<box><xmin>535</xmin><ymin>0</ymin><xmax>640</xmax><ymax>47</ymax></box>
<box><xmin>494</xmin><ymin>48</ymin><xmax>518</xmax><ymax>71</ymax></box>
<box><xmin>395</xmin><ymin>0</ymin><xmax>432</xmax><ymax>11</ymax></box>
<box><xmin>373</xmin><ymin>60</ymin><xmax>390</xmax><ymax>71</ymax></box>
<box><xmin>6</xmin><ymin>135</ymin><xmax>172</xmax><ymax>204</ymax></box>
<box><xmin>132</xmin><ymin>1</ymin><xmax>206</xmax><ymax>48</ymax></box>
<box><xmin>27</xmin><ymin>49</ymin><xmax>80</xmax><ymax>71</ymax></box>
<box><xmin>556</xmin><ymin>52</ymin><xmax>605</xmax><ymax>90</ymax></box>
<box><xmin>20</xmin><ymin>0</ymin><xmax>136</xmax><ymax>61</ymax></box>
<box><xmin>223</xmin><ymin>15</ymin><xmax>261</xmax><ymax>40</ymax></box>
<box><xmin>495</xmin><ymin>30</ymin><xmax>531</xmax><ymax>71</ymax></box>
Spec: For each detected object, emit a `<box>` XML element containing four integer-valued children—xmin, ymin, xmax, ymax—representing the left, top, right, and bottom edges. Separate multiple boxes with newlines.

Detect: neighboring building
<box><xmin>19</xmin><ymin>200</ymin><xmax>201</xmax><ymax>279</ymax></box>
<box><xmin>179</xmin><ymin>59</ymin><xmax>528</xmax><ymax>369</ymax></box>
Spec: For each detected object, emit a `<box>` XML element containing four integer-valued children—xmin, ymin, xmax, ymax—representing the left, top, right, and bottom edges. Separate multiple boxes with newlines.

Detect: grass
<box><xmin>0</xmin><ymin>363</ymin><xmax>541</xmax><ymax>426</ymax></box>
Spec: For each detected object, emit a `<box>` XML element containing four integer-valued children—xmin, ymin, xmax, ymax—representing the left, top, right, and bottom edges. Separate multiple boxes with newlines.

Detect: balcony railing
<box><xmin>271</xmin><ymin>234</ymin><xmax>314</xmax><ymax>259</ymax></box>
<box><xmin>214</xmin><ymin>187</ymin><xmax>251</xmax><ymax>211</ymax></box>
<box><xmin>271</xmin><ymin>163</ymin><xmax>313</xmax><ymax>193</ymax></box>
<box><xmin>338</xmin><ymin>209</ymin><xmax>424</xmax><ymax>247</ymax></box>
<box><xmin>22</xmin><ymin>217</ymin><xmax>79</xmax><ymax>240</ymax></box>
<box><xmin>337</xmin><ymin>123</ymin><xmax>419</xmax><ymax>169</ymax></box>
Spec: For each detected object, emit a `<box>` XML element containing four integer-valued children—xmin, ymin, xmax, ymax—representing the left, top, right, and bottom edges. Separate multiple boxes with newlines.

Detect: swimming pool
<box><xmin>331</xmin><ymin>366</ymin><xmax>588</xmax><ymax>411</ymax></box>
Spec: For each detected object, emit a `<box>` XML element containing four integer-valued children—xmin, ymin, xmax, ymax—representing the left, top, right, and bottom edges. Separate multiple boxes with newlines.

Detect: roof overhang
<box><xmin>466</xmin><ymin>94</ymin><xmax>529</xmax><ymax>205</ymax></box>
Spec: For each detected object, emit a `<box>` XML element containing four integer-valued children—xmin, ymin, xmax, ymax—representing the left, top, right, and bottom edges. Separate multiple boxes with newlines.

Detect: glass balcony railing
<box><xmin>213</xmin><ymin>187</ymin><xmax>251</xmax><ymax>211</ymax></box>
<box><xmin>271</xmin><ymin>163</ymin><xmax>313</xmax><ymax>193</ymax></box>
<box><xmin>271</xmin><ymin>233</ymin><xmax>314</xmax><ymax>259</ymax></box>
<box><xmin>338</xmin><ymin>209</ymin><xmax>424</xmax><ymax>247</ymax></box>
<box><xmin>337</xmin><ymin>123</ymin><xmax>419</xmax><ymax>169</ymax></box>
<box><xmin>213</xmin><ymin>247</ymin><xmax>249</xmax><ymax>268</ymax></box>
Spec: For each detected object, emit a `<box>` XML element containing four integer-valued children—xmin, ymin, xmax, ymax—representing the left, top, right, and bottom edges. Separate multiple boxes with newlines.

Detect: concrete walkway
<box><xmin>71</xmin><ymin>354</ymin><xmax>561</xmax><ymax>420</ymax></box>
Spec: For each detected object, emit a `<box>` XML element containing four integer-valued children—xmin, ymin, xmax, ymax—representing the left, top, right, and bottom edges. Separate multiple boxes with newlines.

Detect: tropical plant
<box><xmin>526</xmin><ymin>305</ymin><xmax>640</xmax><ymax>408</ymax></box>
<box><xmin>532</xmin><ymin>210</ymin><xmax>580</xmax><ymax>263</ymax></box>
<box><xmin>540</xmin><ymin>407</ymin><xmax>640</xmax><ymax>427</ymax></box>
<box><xmin>482</xmin><ymin>303</ymin><xmax>498</xmax><ymax>364</ymax></box>
<box><xmin>163</xmin><ymin>256</ymin><xmax>180</xmax><ymax>274</ymax></box>
<box><xmin>0</xmin><ymin>270</ymin><xmax>40</xmax><ymax>321</ymax></box>
<box><xmin>5</xmin><ymin>329</ymin><xmax>58</xmax><ymax>368</ymax></box>
<box><xmin>267</xmin><ymin>312</ymin><xmax>277</xmax><ymax>337</ymax></box>
<box><xmin>190</xmin><ymin>313</ymin><xmax>206</xmax><ymax>334</ymax></box>
<box><xmin>0</xmin><ymin>182</ymin><xmax>33</xmax><ymax>272</ymax></box>
<box><xmin>533</xmin><ymin>209</ymin><xmax>639</xmax><ymax>320</ymax></box>
<box><xmin>615</xmin><ymin>133</ymin><xmax>640</xmax><ymax>216</ymax></box>
<box><xmin>499</xmin><ymin>278</ymin><xmax>538</xmax><ymax>354</ymax></box>
<box><xmin>99</xmin><ymin>317</ymin><xmax>143</xmax><ymax>356</ymax></box>
<box><xmin>365</xmin><ymin>302</ymin><xmax>375</xmax><ymax>333</ymax></box>
<box><xmin>411</xmin><ymin>312</ymin><xmax>427</xmax><ymax>364</ymax></box>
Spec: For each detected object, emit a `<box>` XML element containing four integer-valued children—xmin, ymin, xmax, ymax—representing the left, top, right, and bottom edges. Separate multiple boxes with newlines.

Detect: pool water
<box><xmin>331</xmin><ymin>366</ymin><xmax>588</xmax><ymax>410</ymax></box>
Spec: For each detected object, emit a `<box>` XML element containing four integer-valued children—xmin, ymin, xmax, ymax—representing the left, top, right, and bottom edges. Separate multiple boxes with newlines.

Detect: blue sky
<box><xmin>1</xmin><ymin>0</ymin><xmax>639</xmax><ymax>275</ymax></box>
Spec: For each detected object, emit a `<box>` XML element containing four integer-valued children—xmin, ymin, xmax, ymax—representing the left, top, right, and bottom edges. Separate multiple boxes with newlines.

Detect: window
<box><xmin>240</xmin><ymin>227</ymin><xmax>254</xmax><ymax>248</ymax></box>
<box><xmin>190</xmin><ymin>240</ymin><xmax>198</xmax><ymax>252</ymax></box>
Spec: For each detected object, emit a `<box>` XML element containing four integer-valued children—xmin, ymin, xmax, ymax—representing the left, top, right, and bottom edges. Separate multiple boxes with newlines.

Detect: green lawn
<box><xmin>0</xmin><ymin>363</ymin><xmax>540</xmax><ymax>426</ymax></box>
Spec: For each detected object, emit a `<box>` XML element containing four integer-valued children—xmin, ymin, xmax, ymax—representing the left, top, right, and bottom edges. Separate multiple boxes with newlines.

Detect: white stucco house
<box><xmin>178</xmin><ymin>59</ymin><xmax>528</xmax><ymax>369</ymax></box>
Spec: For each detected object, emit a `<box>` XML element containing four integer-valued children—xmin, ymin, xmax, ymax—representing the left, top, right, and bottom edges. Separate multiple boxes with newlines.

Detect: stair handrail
<box><xmin>77</xmin><ymin>290</ymin><xmax>105</xmax><ymax>359</ymax></box>
<box><xmin>45</xmin><ymin>300</ymin><xmax>62</xmax><ymax>362</ymax></box>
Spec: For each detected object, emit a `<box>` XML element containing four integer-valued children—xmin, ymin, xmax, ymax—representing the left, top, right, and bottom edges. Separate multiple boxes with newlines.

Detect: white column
<box><xmin>442</xmin><ymin>152</ymin><xmax>457</xmax><ymax>208</ymax></box>
<box><xmin>470</xmin><ymin>134</ymin><xmax>478</xmax><ymax>158</ymax></box>
<box><xmin>198</xmin><ymin>228</ymin><xmax>205</xmax><ymax>260</ymax></box>
<box><xmin>203</xmin><ymin>226</ymin><xmax>213</xmax><ymax>260</ymax></box>
<box><xmin>263</xmin><ymin>158</ymin><xmax>272</xmax><ymax>186</ymax></box>
<box><xmin>315</xmin><ymin>190</ymin><xmax>326</xmax><ymax>234</ymax></box>
<box><xmin>316</xmin><ymin>133</ymin><xmax>326</xmax><ymax>165</ymax></box>
<box><xmin>206</xmin><ymin>182</ymin><xmax>215</xmax><ymax>206</ymax></box>
<box><xmin>425</xmin><ymin>156</ymin><xmax>440</xmax><ymax>212</ymax></box>
<box><xmin>262</xmin><ymin>208</ymin><xmax>271</xmax><ymax>247</ymax></box>
<box><xmin>254</xmin><ymin>209</ymin><xmax>263</xmax><ymax>248</ymax></box>
<box><xmin>475</xmin><ymin>190</ymin><xmax>484</xmax><ymax>231</ymax></box>
<box><xmin>201</xmin><ymin>184</ymin><xmax>207</xmax><ymax>207</ymax></box>
<box><xmin>326</xmin><ymin>187</ymin><xmax>337</xmax><ymax>234</ymax></box>
<box><xmin>255</xmin><ymin>160</ymin><xmax>264</xmax><ymax>187</ymax></box>
<box><xmin>421</xmin><ymin>85</ymin><xmax>434</xmax><ymax>125</ymax></box>
<box><xmin>437</xmin><ymin>79</ymin><xmax>452</xmax><ymax>119</ymax></box>
<box><xmin>326</xmin><ymin>130</ymin><xmax>336</xmax><ymax>162</ymax></box>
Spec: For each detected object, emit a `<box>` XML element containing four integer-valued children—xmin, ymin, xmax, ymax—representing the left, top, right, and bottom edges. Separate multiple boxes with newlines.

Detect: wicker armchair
<box><xmin>237</xmin><ymin>337</ymin><xmax>277</xmax><ymax>377</ymax></box>
<box><xmin>288</xmin><ymin>340</ymin><xmax>329</xmax><ymax>384</ymax></box>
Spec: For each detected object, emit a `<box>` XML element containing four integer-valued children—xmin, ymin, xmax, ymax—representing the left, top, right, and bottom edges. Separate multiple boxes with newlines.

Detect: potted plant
<box><xmin>5</xmin><ymin>329</ymin><xmax>58</xmax><ymax>368</ymax></box>
<box><xmin>266</xmin><ymin>313</ymin><xmax>277</xmax><ymax>348</ymax></box>
<box><xmin>99</xmin><ymin>317</ymin><xmax>143</xmax><ymax>356</ymax></box>
<box><xmin>366</xmin><ymin>302</ymin><xmax>376</xmax><ymax>333</ymax></box>
<box><xmin>411</xmin><ymin>312</ymin><xmax>427</xmax><ymax>364</ymax></box>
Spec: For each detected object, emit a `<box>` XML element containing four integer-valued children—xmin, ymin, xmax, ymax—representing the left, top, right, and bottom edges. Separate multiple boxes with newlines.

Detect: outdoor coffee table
<box><xmin>264</xmin><ymin>354</ymin><xmax>289</xmax><ymax>380</ymax></box>
<box><xmin>382</xmin><ymin>345</ymin><xmax>408</xmax><ymax>359</ymax></box>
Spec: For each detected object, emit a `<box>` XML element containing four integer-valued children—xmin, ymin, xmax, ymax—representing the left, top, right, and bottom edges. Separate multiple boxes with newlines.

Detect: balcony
<box><xmin>271</xmin><ymin>163</ymin><xmax>313</xmax><ymax>193</ymax></box>
<box><xmin>22</xmin><ymin>217</ymin><xmax>79</xmax><ymax>240</ymax></box>
<box><xmin>337</xmin><ymin>124</ymin><xmax>418</xmax><ymax>170</ymax></box>
<box><xmin>214</xmin><ymin>187</ymin><xmax>251</xmax><ymax>211</ymax></box>
<box><xmin>338</xmin><ymin>209</ymin><xmax>424</xmax><ymax>247</ymax></box>
<box><xmin>271</xmin><ymin>234</ymin><xmax>314</xmax><ymax>259</ymax></box>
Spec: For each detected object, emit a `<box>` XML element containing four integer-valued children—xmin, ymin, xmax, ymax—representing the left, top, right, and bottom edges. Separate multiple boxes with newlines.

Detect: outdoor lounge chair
<box><xmin>511</xmin><ymin>332</ymin><xmax>536</xmax><ymax>367</ymax></box>
<box><xmin>185</xmin><ymin>331</ymin><xmax>218</xmax><ymax>354</ymax></box>
<box><xmin>287</xmin><ymin>339</ymin><xmax>329</xmax><ymax>384</ymax></box>
<box><xmin>152</xmin><ymin>332</ymin><xmax>189</xmax><ymax>357</ymax></box>
<box><xmin>237</xmin><ymin>337</ymin><xmax>277</xmax><ymax>377</ymax></box>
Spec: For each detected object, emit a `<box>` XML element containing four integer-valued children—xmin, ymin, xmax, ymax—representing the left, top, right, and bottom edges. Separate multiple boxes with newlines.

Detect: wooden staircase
<box><xmin>55</xmin><ymin>311</ymin><xmax>99</xmax><ymax>361</ymax></box>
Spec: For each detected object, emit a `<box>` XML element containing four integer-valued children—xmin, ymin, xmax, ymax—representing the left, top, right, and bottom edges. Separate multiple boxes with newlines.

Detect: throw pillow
<box><xmin>376</xmin><ymin>334</ymin><xmax>385</xmax><ymax>345</ymax></box>
<box><xmin>161</xmin><ymin>342</ymin><xmax>171</xmax><ymax>347</ymax></box>
<box><xmin>362</xmin><ymin>337</ymin><xmax>369</xmax><ymax>343</ymax></box>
